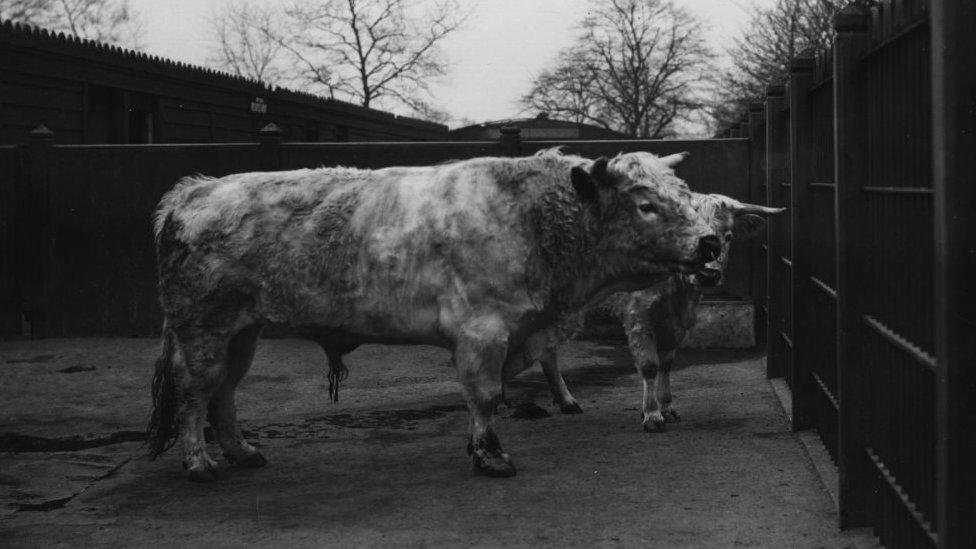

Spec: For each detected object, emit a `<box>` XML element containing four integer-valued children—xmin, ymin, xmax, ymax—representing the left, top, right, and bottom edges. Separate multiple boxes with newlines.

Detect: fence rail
<box><xmin>746</xmin><ymin>1</ymin><xmax>975</xmax><ymax>547</ymax></box>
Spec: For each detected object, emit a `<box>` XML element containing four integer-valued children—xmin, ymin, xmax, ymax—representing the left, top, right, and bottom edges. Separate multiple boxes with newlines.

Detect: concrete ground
<box><xmin>0</xmin><ymin>338</ymin><xmax>877</xmax><ymax>548</ymax></box>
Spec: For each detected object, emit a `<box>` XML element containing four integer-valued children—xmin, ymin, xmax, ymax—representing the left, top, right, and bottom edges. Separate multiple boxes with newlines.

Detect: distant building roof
<box><xmin>449</xmin><ymin>113</ymin><xmax>627</xmax><ymax>140</ymax></box>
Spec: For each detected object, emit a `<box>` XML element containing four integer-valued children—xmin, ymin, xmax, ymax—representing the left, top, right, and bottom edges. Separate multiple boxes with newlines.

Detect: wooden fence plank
<box><xmin>764</xmin><ymin>85</ymin><xmax>787</xmax><ymax>379</ymax></box>
<box><xmin>931</xmin><ymin>0</ymin><xmax>976</xmax><ymax>546</ymax></box>
<box><xmin>788</xmin><ymin>55</ymin><xmax>817</xmax><ymax>431</ymax></box>
<box><xmin>833</xmin><ymin>6</ymin><xmax>873</xmax><ymax>530</ymax></box>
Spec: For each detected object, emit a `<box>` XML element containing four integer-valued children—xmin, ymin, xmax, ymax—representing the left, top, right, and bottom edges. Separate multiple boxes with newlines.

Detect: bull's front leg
<box><xmin>455</xmin><ymin>316</ymin><xmax>516</xmax><ymax>477</ymax></box>
<box><xmin>626</xmin><ymin>324</ymin><xmax>667</xmax><ymax>433</ymax></box>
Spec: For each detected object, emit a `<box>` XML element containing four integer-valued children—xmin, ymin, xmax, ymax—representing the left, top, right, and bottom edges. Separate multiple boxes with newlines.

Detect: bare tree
<box><xmin>209</xmin><ymin>1</ymin><xmax>287</xmax><ymax>85</ymax></box>
<box><xmin>207</xmin><ymin>0</ymin><xmax>465</xmax><ymax>117</ymax></box>
<box><xmin>709</xmin><ymin>0</ymin><xmax>853</xmax><ymax>133</ymax></box>
<box><xmin>280</xmin><ymin>0</ymin><xmax>466</xmax><ymax>112</ymax></box>
<box><xmin>1</xmin><ymin>0</ymin><xmax>144</xmax><ymax>48</ymax></box>
<box><xmin>521</xmin><ymin>0</ymin><xmax>713</xmax><ymax>139</ymax></box>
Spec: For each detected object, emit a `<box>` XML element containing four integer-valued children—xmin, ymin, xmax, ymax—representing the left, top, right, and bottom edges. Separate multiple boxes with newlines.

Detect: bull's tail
<box><xmin>325</xmin><ymin>349</ymin><xmax>349</xmax><ymax>403</ymax></box>
<box><xmin>147</xmin><ymin>323</ymin><xmax>181</xmax><ymax>458</ymax></box>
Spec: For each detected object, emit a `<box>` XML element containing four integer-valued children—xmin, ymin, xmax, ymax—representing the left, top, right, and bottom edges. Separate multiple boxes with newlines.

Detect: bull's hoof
<box><xmin>559</xmin><ymin>401</ymin><xmax>584</xmax><ymax>415</ymax></box>
<box><xmin>227</xmin><ymin>451</ymin><xmax>267</xmax><ymax>469</ymax></box>
<box><xmin>642</xmin><ymin>419</ymin><xmax>667</xmax><ymax>433</ymax></box>
<box><xmin>662</xmin><ymin>409</ymin><xmax>681</xmax><ymax>423</ymax></box>
<box><xmin>187</xmin><ymin>466</ymin><xmax>222</xmax><ymax>483</ymax></box>
<box><xmin>472</xmin><ymin>452</ymin><xmax>517</xmax><ymax>478</ymax></box>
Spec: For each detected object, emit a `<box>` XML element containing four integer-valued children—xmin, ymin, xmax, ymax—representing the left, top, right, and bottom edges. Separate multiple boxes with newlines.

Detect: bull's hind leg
<box><xmin>510</xmin><ymin>329</ymin><xmax>581</xmax><ymax>414</ymax></box>
<box><xmin>172</xmin><ymin>329</ymin><xmax>234</xmax><ymax>482</ymax></box>
<box><xmin>539</xmin><ymin>351</ymin><xmax>582</xmax><ymax>414</ymax></box>
<box><xmin>456</xmin><ymin>316</ymin><xmax>516</xmax><ymax>477</ymax></box>
<box><xmin>208</xmin><ymin>324</ymin><xmax>267</xmax><ymax>469</ymax></box>
<box><xmin>626</xmin><ymin>324</ymin><xmax>666</xmax><ymax>433</ymax></box>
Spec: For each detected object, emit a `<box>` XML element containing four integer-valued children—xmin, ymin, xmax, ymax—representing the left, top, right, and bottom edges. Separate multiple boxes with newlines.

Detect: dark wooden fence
<box><xmin>0</xmin><ymin>126</ymin><xmax>758</xmax><ymax>338</ymax></box>
<box><xmin>730</xmin><ymin>1</ymin><xmax>976</xmax><ymax>547</ymax></box>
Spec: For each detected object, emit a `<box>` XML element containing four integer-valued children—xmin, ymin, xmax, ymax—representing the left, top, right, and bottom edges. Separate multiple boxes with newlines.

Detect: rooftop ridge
<box><xmin>0</xmin><ymin>18</ymin><xmax>447</xmax><ymax>131</ymax></box>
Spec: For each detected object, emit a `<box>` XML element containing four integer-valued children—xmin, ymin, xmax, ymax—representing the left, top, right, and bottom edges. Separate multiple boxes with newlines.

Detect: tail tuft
<box><xmin>147</xmin><ymin>326</ymin><xmax>181</xmax><ymax>458</ymax></box>
<box><xmin>325</xmin><ymin>350</ymin><xmax>349</xmax><ymax>403</ymax></box>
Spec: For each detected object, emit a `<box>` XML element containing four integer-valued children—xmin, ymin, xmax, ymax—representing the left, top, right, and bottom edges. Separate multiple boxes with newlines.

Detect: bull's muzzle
<box><xmin>697</xmin><ymin>235</ymin><xmax>722</xmax><ymax>262</ymax></box>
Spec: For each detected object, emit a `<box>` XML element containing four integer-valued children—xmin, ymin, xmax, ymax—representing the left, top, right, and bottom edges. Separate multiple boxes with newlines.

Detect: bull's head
<box><xmin>689</xmin><ymin>193</ymin><xmax>785</xmax><ymax>287</ymax></box>
<box><xmin>569</xmin><ymin>151</ymin><xmax>719</xmax><ymax>286</ymax></box>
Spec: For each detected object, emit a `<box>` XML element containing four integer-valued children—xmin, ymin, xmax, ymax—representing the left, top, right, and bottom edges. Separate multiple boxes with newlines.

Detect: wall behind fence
<box><xmin>1</xmin><ymin>127</ymin><xmax>757</xmax><ymax>338</ymax></box>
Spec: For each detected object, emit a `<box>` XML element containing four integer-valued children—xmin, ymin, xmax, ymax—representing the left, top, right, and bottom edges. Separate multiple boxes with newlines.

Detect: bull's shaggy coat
<box><xmin>148</xmin><ymin>150</ymin><xmax>714</xmax><ymax>480</ymax></box>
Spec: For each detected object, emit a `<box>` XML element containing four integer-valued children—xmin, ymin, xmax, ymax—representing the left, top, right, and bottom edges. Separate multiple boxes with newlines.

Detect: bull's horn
<box><xmin>731</xmin><ymin>201</ymin><xmax>785</xmax><ymax>215</ymax></box>
<box><xmin>660</xmin><ymin>151</ymin><xmax>689</xmax><ymax>168</ymax></box>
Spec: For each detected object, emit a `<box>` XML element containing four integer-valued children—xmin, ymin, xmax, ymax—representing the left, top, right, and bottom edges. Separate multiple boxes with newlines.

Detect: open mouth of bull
<box><xmin>689</xmin><ymin>262</ymin><xmax>723</xmax><ymax>287</ymax></box>
<box><xmin>643</xmin><ymin>260</ymin><xmax>723</xmax><ymax>287</ymax></box>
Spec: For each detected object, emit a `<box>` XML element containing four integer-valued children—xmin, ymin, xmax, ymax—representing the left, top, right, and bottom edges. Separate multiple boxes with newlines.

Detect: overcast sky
<box><xmin>128</xmin><ymin>0</ymin><xmax>774</xmax><ymax>128</ymax></box>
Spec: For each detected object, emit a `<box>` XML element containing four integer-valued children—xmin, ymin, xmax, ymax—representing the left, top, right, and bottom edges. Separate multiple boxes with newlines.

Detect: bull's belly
<box><xmin>256</xmin><ymin>284</ymin><xmax>544</xmax><ymax>348</ymax></box>
<box><xmin>259</xmin><ymin>291</ymin><xmax>442</xmax><ymax>341</ymax></box>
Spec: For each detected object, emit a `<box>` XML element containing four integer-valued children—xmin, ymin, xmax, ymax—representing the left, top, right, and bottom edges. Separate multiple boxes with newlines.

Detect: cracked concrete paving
<box><xmin>1</xmin><ymin>338</ymin><xmax>878</xmax><ymax>547</ymax></box>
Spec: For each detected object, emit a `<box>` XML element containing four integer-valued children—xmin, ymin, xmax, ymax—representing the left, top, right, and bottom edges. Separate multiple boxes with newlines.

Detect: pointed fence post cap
<box><xmin>259</xmin><ymin>123</ymin><xmax>283</xmax><ymax>136</ymax></box>
<box><xmin>834</xmin><ymin>5</ymin><xmax>871</xmax><ymax>32</ymax></box>
<box><xmin>790</xmin><ymin>55</ymin><xmax>816</xmax><ymax>73</ymax></box>
<box><xmin>30</xmin><ymin>124</ymin><xmax>54</xmax><ymax>139</ymax></box>
<box><xmin>259</xmin><ymin>123</ymin><xmax>283</xmax><ymax>144</ymax></box>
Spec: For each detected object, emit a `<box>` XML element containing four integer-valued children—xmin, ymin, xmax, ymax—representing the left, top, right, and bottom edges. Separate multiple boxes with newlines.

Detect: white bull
<box><xmin>147</xmin><ymin>149</ymin><xmax>720</xmax><ymax>480</ymax></box>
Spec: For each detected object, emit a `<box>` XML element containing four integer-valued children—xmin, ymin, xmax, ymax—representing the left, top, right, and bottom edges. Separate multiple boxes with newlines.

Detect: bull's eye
<box><xmin>638</xmin><ymin>203</ymin><xmax>658</xmax><ymax>215</ymax></box>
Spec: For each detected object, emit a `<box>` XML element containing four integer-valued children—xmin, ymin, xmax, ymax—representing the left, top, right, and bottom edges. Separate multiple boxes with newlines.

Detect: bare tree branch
<box><xmin>521</xmin><ymin>0</ymin><xmax>713</xmax><ymax>138</ymax></box>
<box><xmin>1</xmin><ymin>0</ymin><xmax>144</xmax><ymax>48</ymax></box>
<box><xmin>272</xmin><ymin>0</ymin><xmax>467</xmax><ymax>115</ymax></box>
<box><xmin>208</xmin><ymin>1</ymin><xmax>287</xmax><ymax>85</ymax></box>
<box><xmin>707</xmin><ymin>0</ymin><xmax>864</xmax><ymax>134</ymax></box>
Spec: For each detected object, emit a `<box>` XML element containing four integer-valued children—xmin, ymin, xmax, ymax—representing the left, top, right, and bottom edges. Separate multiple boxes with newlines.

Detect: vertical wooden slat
<box><xmin>764</xmin><ymin>85</ymin><xmax>787</xmax><ymax>379</ymax></box>
<box><xmin>499</xmin><ymin>126</ymin><xmax>522</xmax><ymax>157</ymax></box>
<box><xmin>747</xmin><ymin>103</ymin><xmax>767</xmax><ymax>350</ymax></box>
<box><xmin>788</xmin><ymin>55</ymin><xmax>816</xmax><ymax>431</ymax></box>
<box><xmin>23</xmin><ymin>126</ymin><xmax>55</xmax><ymax>337</ymax></box>
<box><xmin>833</xmin><ymin>6</ymin><xmax>872</xmax><ymax>529</ymax></box>
<box><xmin>931</xmin><ymin>1</ymin><xmax>976</xmax><ymax>546</ymax></box>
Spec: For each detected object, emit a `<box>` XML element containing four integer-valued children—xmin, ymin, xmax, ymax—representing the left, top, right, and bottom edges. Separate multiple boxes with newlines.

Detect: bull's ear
<box><xmin>570</xmin><ymin>166</ymin><xmax>598</xmax><ymax>203</ymax></box>
<box><xmin>590</xmin><ymin>156</ymin><xmax>611</xmax><ymax>186</ymax></box>
<box><xmin>733</xmin><ymin>214</ymin><xmax>767</xmax><ymax>239</ymax></box>
<box><xmin>570</xmin><ymin>157</ymin><xmax>610</xmax><ymax>203</ymax></box>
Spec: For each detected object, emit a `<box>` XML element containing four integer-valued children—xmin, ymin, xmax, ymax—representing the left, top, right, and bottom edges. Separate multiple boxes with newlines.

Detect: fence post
<box><xmin>21</xmin><ymin>125</ymin><xmax>55</xmax><ymax>338</ymax></box>
<box><xmin>788</xmin><ymin>55</ymin><xmax>816</xmax><ymax>431</ymax></box>
<box><xmin>764</xmin><ymin>85</ymin><xmax>787</xmax><ymax>379</ymax></box>
<box><xmin>259</xmin><ymin>123</ymin><xmax>283</xmax><ymax>171</ymax></box>
<box><xmin>499</xmin><ymin>126</ymin><xmax>521</xmax><ymax>157</ymax></box>
<box><xmin>931</xmin><ymin>1</ymin><xmax>976</xmax><ymax>546</ymax></box>
<box><xmin>833</xmin><ymin>5</ymin><xmax>871</xmax><ymax>529</ymax></box>
<box><xmin>747</xmin><ymin>103</ymin><xmax>768</xmax><ymax>350</ymax></box>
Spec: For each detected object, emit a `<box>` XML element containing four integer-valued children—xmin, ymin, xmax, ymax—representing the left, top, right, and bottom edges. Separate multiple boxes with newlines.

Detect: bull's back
<box><xmin>154</xmin><ymin>161</ymin><xmax>548</xmax><ymax>338</ymax></box>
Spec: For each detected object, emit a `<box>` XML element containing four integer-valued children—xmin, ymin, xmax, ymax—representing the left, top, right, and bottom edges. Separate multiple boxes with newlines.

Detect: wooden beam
<box><xmin>931</xmin><ymin>0</ymin><xmax>976</xmax><ymax>546</ymax></box>
<box><xmin>833</xmin><ymin>5</ymin><xmax>872</xmax><ymax>530</ymax></box>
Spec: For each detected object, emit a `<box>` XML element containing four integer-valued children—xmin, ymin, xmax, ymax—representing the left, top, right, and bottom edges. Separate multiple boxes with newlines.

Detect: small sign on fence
<box><xmin>250</xmin><ymin>97</ymin><xmax>267</xmax><ymax>114</ymax></box>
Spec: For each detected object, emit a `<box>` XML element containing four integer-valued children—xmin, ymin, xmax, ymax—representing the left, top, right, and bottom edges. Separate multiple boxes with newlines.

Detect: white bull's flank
<box><xmin>147</xmin><ymin>149</ymin><xmax>717</xmax><ymax>481</ymax></box>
